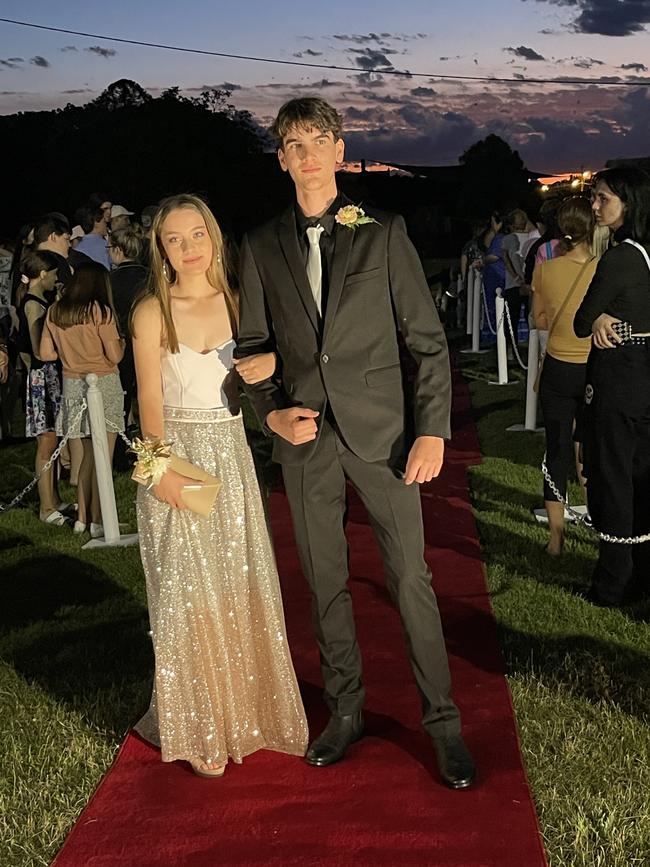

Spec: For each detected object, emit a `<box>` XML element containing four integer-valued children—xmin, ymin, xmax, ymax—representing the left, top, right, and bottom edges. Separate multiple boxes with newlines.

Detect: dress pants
<box><xmin>282</xmin><ymin>420</ymin><xmax>461</xmax><ymax>739</ymax></box>
<box><xmin>538</xmin><ymin>353</ymin><xmax>587</xmax><ymax>501</ymax></box>
<box><xmin>582</xmin><ymin>343</ymin><xmax>650</xmax><ymax>602</ymax></box>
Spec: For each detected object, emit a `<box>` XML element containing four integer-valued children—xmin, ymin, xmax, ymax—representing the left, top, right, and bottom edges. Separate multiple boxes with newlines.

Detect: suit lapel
<box><xmin>322</xmin><ymin>217</ymin><xmax>354</xmax><ymax>344</ymax></box>
<box><xmin>277</xmin><ymin>207</ymin><xmax>320</xmax><ymax>334</ymax></box>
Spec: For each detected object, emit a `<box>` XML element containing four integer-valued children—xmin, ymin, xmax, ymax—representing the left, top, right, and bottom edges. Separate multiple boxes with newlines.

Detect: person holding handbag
<box><xmin>130</xmin><ymin>194</ymin><xmax>307</xmax><ymax>778</ymax></box>
<box><xmin>532</xmin><ymin>196</ymin><xmax>597</xmax><ymax>556</ymax></box>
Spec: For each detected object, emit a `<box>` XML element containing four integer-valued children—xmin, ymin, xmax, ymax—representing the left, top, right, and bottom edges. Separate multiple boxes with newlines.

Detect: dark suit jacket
<box><xmin>236</xmin><ymin>200</ymin><xmax>451</xmax><ymax>467</ymax></box>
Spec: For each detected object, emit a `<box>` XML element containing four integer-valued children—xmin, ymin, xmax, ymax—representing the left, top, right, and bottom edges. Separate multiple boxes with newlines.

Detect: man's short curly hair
<box><xmin>270</xmin><ymin>97</ymin><xmax>343</xmax><ymax>146</ymax></box>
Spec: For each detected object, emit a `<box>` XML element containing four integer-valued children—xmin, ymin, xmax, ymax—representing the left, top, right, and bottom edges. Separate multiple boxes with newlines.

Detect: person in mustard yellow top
<box><xmin>532</xmin><ymin>196</ymin><xmax>597</xmax><ymax>555</ymax></box>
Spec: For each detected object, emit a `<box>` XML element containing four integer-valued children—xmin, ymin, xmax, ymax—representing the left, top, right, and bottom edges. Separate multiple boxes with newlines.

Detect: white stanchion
<box><xmin>465</xmin><ymin>268</ymin><xmax>474</xmax><ymax>335</ymax></box>
<box><xmin>506</xmin><ymin>328</ymin><xmax>544</xmax><ymax>432</ymax></box>
<box><xmin>83</xmin><ymin>373</ymin><xmax>139</xmax><ymax>550</ymax></box>
<box><xmin>471</xmin><ymin>269</ymin><xmax>481</xmax><ymax>352</ymax></box>
<box><xmin>461</xmin><ymin>268</ymin><xmax>489</xmax><ymax>355</ymax></box>
<box><xmin>488</xmin><ymin>291</ymin><xmax>509</xmax><ymax>385</ymax></box>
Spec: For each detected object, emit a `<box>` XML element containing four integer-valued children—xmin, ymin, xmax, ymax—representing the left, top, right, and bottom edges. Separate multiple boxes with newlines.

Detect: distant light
<box><xmin>571</xmin><ymin>179</ymin><xmax>580</xmax><ymax>188</ymax></box>
<box><xmin>541</xmin><ymin>184</ymin><xmax>549</xmax><ymax>192</ymax></box>
<box><xmin>582</xmin><ymin>170</ymin><xmax>591</xmax><ymax>179</ymax></box>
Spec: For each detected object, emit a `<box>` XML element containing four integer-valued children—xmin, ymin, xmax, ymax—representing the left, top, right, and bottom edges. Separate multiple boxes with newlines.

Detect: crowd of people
<box><xmin>0</xmin><ymin>195</ymin><xmax>156</xmax><ymax>534</ymax></box>
<box><xmin>0</xmin><ymin>96</ymin><xmax>649</xmax><ymax>790</ymax></box>
<box><xmin>459</xmin><ymin>165</ymin><xmax>650</xmax><ymax>607</ymax></box>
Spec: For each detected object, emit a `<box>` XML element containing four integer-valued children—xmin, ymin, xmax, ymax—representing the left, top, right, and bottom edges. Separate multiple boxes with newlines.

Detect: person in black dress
<box><xmin>574</xmin><ymin>166</ymin><xmax>650</xmax><ymax>605</ymax></box>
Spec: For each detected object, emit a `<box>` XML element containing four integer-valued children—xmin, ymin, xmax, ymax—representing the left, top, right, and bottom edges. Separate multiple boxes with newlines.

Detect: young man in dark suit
<box><xmin>235</xmin><ymin>98</ymin><xmax>475</xmax><ymax>789</ymax></box>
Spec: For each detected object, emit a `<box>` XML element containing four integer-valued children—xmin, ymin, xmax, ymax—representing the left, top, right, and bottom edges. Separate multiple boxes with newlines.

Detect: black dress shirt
<box><xmin>294</xmin><ymin>194</ymin><xmax>344</xmax><ymax>319</ymax></box>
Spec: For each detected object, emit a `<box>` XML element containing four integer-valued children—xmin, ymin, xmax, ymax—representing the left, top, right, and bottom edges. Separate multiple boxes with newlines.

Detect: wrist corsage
<box><xmin>129</xmin><ymin>437</ymin><xmax>173</xmax><ymax>487</ymax></box>
<box><xmin>335</xmin><ymin>204</ymin><xmax>379</xmax><ymax>230</ymax></box>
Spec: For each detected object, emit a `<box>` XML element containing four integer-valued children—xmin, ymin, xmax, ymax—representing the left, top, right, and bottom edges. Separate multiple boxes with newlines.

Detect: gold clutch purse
<box><xmin>132</xmin><ymin>452</ymin><xmax>221</xmax><ymax>518</ymax></box>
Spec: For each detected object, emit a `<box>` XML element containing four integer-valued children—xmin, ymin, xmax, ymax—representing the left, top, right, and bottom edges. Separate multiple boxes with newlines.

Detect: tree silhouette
<box><xmin>90</xmin><ymin>79</ymin><xmax>153</xmax><ymax>111</ymax></box>
<box><xmin>457</xmin><ymin>133</ymin><xmax>536</xmax><ymax>219</ymax></box>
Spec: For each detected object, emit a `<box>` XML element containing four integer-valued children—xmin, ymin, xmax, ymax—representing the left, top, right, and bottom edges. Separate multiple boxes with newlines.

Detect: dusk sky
<box><xmin>1</xmin><ymin>1</ymin><xmax>649</xmax><ymax>172</ymax></box>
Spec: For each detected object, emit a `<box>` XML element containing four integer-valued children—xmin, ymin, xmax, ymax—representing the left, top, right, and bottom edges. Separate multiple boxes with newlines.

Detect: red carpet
<box><xmin>53</xmin><ymin>366</ymin><xmax>547</xmax><ymax>867</ymax></box>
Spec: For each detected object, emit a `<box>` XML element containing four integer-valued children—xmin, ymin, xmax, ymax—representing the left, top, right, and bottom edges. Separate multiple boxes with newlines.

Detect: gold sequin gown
<box><xmin>135</xmin><ymin>340</ymin><xmax>308</xmax><ymax>765</ymax></box>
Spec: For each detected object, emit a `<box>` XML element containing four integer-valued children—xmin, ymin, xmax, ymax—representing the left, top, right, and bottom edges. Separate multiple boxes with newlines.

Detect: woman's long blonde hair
<box><xmin>138</xmin><ymin>194</ymin><xmax>238</xmax><ymax>353</ymax></box>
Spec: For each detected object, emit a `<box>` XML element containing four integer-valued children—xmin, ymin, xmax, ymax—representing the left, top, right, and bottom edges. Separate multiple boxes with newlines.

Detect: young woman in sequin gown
<box><xmin>131</xmin><ymin>194</ymin><xmax>308</xmax><ymax>777</ymax></box>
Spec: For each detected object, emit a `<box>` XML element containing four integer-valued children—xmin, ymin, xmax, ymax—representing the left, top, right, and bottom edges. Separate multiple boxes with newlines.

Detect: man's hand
<box><xmin>592</xmin><ymin>313</ymin><xmax>622</xmax><ymax>349</ymax></box>
<box><xmin>404</xmin><ymin>436</ymin><xmax>445</xmax><ymax>485</ymax></box>
<box><xmin>266</xmin><ymin>407</ymin><xmax>319</xmax><ymax>445</ymax></box>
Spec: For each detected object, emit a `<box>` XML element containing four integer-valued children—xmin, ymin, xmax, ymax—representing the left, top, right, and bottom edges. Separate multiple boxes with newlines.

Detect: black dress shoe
<box><xmin>433</xmin><ymin>734</ymin><xmax>476</xmax><ymax>789</ymax></box>
<box><xmin>305</xmin><ymin>711</ymin><xmax>364</xmax><ymax>767</ymax></box>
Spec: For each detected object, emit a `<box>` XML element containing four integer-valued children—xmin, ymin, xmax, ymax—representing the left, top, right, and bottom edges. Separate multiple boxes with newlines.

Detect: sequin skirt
<box><xmin>56</xmin><ymin>372</ymin><xmax>124</xmax><ymax>438</ymax></box>
<box><xmin>135</xmin><ymin>406</ymin><xmax>308</xmax><ymax>765</ymax></box>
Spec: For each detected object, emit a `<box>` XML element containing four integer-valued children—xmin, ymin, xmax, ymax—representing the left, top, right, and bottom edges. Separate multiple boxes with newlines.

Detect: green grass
<box><xmin>1</xmin><ymin>363</ymin><xmax>649</xmax><ymax>866</ymax></box>
<box><xmin>465</xmin><ymin>352</ymin><xmax>650</xmax><ymax>867</ymax></box>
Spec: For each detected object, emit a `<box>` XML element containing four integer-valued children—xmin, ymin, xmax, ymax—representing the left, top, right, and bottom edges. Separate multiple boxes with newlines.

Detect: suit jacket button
<box><xmin>321</xmin><ymin>354</ymin><xmax>329</xmax><ymax>364</ymax></box>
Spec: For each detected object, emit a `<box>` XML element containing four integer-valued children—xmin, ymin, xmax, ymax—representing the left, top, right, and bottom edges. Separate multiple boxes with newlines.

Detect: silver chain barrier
<box><xmin>0</xmin><ymin>401</ymin><xmax>88</xmax><ymax>514</ymax></box>
<box><xmin>502</xmin><ymin>300</ymin><xmax>528</xmax><ymax>370</ymax></box>
<box><xmin>105</xmin><ymin>419</ymin><xmax>134</xmax><ymax>449</ymax></box>
<box><xmin>480</xmin><ymin>283</ymin><xmax>497</xmax><ymax>336</ymax></box>
<box><xmin>541</xmin><ymin>454</ymin><xmax>650</xmax><ymax>544</ymax></box>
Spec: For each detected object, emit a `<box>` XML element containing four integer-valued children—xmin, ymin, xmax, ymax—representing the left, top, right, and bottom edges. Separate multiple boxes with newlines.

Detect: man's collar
<box><xmin>295</xmin><ymin>192</ymin><xmax>344</xmax><ymax>236</ymax></box>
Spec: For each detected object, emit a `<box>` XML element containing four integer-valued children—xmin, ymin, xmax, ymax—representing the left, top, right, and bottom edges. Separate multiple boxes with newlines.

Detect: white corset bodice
<box><xmin>161</xmin><ymin>339</ymin><xmax>237</xmax><ymax>409</ymax></box>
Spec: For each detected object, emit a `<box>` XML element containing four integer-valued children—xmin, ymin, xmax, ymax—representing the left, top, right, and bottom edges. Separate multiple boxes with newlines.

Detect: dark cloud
<box><xmin>505</xmin><ymin>46</ymin><xmax>546</xmax><ymax>61</ymax></box>
<box><xmin>219</xmin><ymin>82</ymin><xmax>241</xmax><ymax>91</ymax></box>
<box><xmin>349</xmin><ymin>49</ymin><xmax>396</xmax><ymax>71</ymax></box>
<box><xmin>257</xmin><ymin>79</ymin><xmax>342</xmax><ymax>91</ymax></box>
<box><xmin>333</xmin><ymin>33</ymin><xmax>388</xmax><ymax>45</ymax></box>
<box><xmin>0</xmin><ymin>57</ymin><xmax>23</xmax><ymax>68</ymax></box>
<box><xmin>341</xmin><ymin>85</ymin><xmax>650</xmax><ymax>172</ymax></box>
<box><xmin>528</xmin><ymin>0</ymin><xmax>650</xmax><ymax>36</ymax></box>
<box><xmin>439</xmin><ymin>55</ymin><xmax>462</xmax><ymax>61</ymax></box>
<box><xmin>61</xmin><ymin>46</ymin><xmax>78</xmax><ymax>52</ymax></box>
<box><xmin>30</xmin><ymin>56</ymin><xmax>50</xmax><ymax>68</ymax></box>
<box><xmin>621</xmin><ymin>62</ymin><xmax>648</xmax><ymax>72</ymax></box>
<box><xmin>85</xmin><ymin>46</ymin><xmax>117</xmax><ymax>58</ymax></box>
<box><xmin>293</xmin><ymin>50</ymin><xmax>323</xmax><ymax>58</ymax></box>
<box><xmin>350</xmin><ymin>72</ymin><xmax>386</xmax><ymax>88</ymax></box>
<box><xmin>358</xmin><ymin>90</ymin><xmax>408</xmax><ymax>105</ymax></box>
<box><xmin>568</xmin><ymin>56</ymin><xmax>605</xmax><ymax>69</ymax></box>
<box><xmin>411</xmin><ymin>86</ymin><xmax>437</xmax><ymax>97</ymax></box>
<box><xmin>344</xmin><ymin>107</ymin><xmax>479</xmax><ymax>165</ymax></box>
<box><xmin>345</xmin><ymin>106</ymin><xmax>385</xmax><ymax>121</ymax></box>
<box><xmin>62</xmin><ymin>88</ymin><xmax>93</xmax><ymax>94</ymax></box>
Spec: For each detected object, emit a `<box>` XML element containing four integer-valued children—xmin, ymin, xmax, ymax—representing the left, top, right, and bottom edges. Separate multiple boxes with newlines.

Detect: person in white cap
<box><xmin>110</xmin><ymin>205</ymin><xmax>134</xmax><ymax>232</ymax></box>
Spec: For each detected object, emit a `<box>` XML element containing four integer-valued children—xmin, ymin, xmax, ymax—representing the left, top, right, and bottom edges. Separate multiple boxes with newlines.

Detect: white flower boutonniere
<box><xmin>335</xmin><ymin>204</ymin><xmax>379</xmax><ymax>230</ymax></box>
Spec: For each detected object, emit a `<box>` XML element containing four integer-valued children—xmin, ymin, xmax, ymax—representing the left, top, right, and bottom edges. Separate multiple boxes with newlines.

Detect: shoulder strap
<box><xmin>547</xmin><ymin>258</ymin><xmax>594</xmax><ymax>342</ymax></box>
<box><xmin>622</xmin><ymin>238</ymin><xmax>650</xmax><ymax>272</ymax></box>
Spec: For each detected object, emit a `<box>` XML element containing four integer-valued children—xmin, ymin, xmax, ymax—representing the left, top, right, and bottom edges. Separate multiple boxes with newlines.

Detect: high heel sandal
<box><xmin>189</xmin><ymin>758</ymin><xmax>226</xmax><ymax>778</ymax></box>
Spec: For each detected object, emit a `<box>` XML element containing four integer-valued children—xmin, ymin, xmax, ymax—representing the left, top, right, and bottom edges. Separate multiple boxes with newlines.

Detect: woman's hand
<box><xmin>233</xmin><ymin>352</ymin><xmax>276</xmax><ymax>384</ymax></box>
<box><xmin>592</xmin><ymin>313</ymin><xmax>622</xmax><ymax>350</ymax></box>
<box><xmin>152</xmin><ymin>469</ymin><xmax>199</xmax><ymax>509</ymax></box>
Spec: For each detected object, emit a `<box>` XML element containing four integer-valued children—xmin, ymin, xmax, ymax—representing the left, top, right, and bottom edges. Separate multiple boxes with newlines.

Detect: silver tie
<box><xmin>306</xmin><ymin>225</ymin><xmax>325</xmax><ymax>315</ymax></box>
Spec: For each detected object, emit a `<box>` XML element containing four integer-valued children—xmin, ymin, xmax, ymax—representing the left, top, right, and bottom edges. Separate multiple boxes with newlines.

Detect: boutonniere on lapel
<box><xmin>335</xmin><ymin>204</ymin><xmax>379</xmax><ymax>230</ymax></box>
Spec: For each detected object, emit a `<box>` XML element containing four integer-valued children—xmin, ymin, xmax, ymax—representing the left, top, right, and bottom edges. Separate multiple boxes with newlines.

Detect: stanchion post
<box><xmin>524</xmin><ymin>328</ymin><xmax>540</xmax><ymax>431</ymax></box>
<box><xmin>85</xmin><ymin>373</ymin><xmax>121</xmax><ymax>543</ymax></box>
<box><xmin>466</xmin><ymin>267</ymin><xmax>474</xmax><ymax>336</ymax></box>
<box><xmin>495</xmin><ymin>290</ymin><xmax>508</xmax><ymax>384</ymax></box>
<box><xmin>471</xmin><ymin>269</ymin><xmax>481</xmax><ymax>352</ymax></box>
